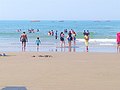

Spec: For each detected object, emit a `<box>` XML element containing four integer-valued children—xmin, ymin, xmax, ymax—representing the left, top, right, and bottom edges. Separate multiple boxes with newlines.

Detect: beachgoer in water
<box><xmin>83</xmin><ymin>30</ymin><xmax>86</xmax><ymax>36</ymax></box>
<box><xmin>36</xmin><ymin>37</ymin><xmax>41</xmax><ymax>52</ymax></box>
<box><xmin>72</xmin><ymin>31</ymin><xmax>76</xmax><ymax>46</ymax></box>
<box><xmin>84</xmin><ymin>33</ymin><xmax>89</xmax><ymax>52</ymax></box>
<box><xmin>117</xmin><ymin>32</ymin><xmax>120</xmax><ymax>52</ymax></box>
<box><xmin>51</xmin><ymin>30</ymin><xmax>54</xmax><ymax>36</ymax></box>
<box><xmin>83</xmin><ymin>30</ymin><xmax>90</xmax><ymax>36</ymax></box>
<box><xmin>37</xmin><ymin>29</ymin><xmax>39</xmax><ymax>32</ymax></box>
<box><xmin>55</xmin><ymin>30</ymin><xmax>58</xmax><ymax>39</ymax></box>
<box><xmin>28</xmin><ymin>29</ymin><xmax>32</xmax><ymax>33</ymax></box>
<box><xmin>20</xmin><ymin>32</ymin><xmax>28</xmax><ymax>51</ymax></box>
<box><xmin>48</xmin><ymin>31</ymin><xmax>51</xmax><ymax>36</ymax></box>
<box><xmin>64</xmin><ymin>29</ymin><xmax>68</xmax><ymax>33</ymax></box>
<box><xmin>32</xmin><ymin>29</ymin><xmax>35</xmax><ymax>33</ymax></box>
<box><xmin>86</xmin><ymin>30</ymin><xmax>90</xmax><ymax>35</ymax></box>
<box><xmin>67</xmin><ymin>31</ymin><xmax>73</xmax><ymax>48</ymax></box>
<box><xmin>60</xmin><ymin>32</ymin><xmax>65</xmax><ymax>47</ymax></box>
<box><xmin>17</xmin><ymin>29</ymin><xmax>21</xmax><ymax>32</ymax></box>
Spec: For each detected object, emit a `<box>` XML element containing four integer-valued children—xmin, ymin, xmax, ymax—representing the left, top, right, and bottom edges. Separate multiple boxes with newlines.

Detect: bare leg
<box><xmin>37</xmin><ymin>45</ymin><xmax>39</xmax><ymax>52</ymax></box>
<box><xmin>60</xmin><ymin>41</ymin><xmax>62</xmax><ymax>47</ymax></box>
<box><xmin>74</xmin><ymin>41</ymin><xmax>76</xmax><ymax>46</ymax></box>
<box><xmin>23</xmin><ymin>42</ymin><xmax>26</xmax><ymax>52</ymax></box>
<box><xmin>70</xmin><ymin>41</ymin><xmax>71</xmax><ymax>47</ymax></box>
<box><xmin>117</xmin><ymin>45</ymin><xmax>119</xmax><ymax>52</ymax></box>
<box><xmin>69</xmin><ymin>46</ymin><xmax>71</xmax><ymax>52</ymax></box>
<box><xmin>117</xmin><ymin>44</ymin><xmax>119</xmax><ymax>53</ymax></box>
<box><xmin>63</xmin><ymin>41</ymin><xmax>65</xmax><ymax>47</ymax></box>
<box><xmin>119</xmin><ymin>45</ymin><xmax>120</xmax><ymax>53</ymax></box>
<box><xmin>68</xmin><ymin>41</ymin><xmax>71</xmax><ymax>52</ymax></box>
<box><xmin>73</xmin><ymin>47</ymin><xmax>76</xmax><ymax>52</ymax></box>
<box><xmin>22</xmin><ymin>42</ymin><xmax>24</xmax><ymax>51</ymax></box>
<box><xmin>86</xmin><ymin>46</ymin><xmax>88</xmax><ymax>52</ymax></box>
<box><xmin>68</xmin><ymin>41</ymin><xmax>71</xmax><ymax>47</ymax></box>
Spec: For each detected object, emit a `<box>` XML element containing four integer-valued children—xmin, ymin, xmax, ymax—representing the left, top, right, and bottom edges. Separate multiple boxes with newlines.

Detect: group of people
<box><xmin>28</xmin><ymin>29</ymin><xmax>39</xmax><ymax>33</ymax></box>
<box><xmin>17</xmin><ymin>29</ymin><xmax>40</xmax><ymax>33</ymax></box>
<box><xmin>20</xmin><ymin>30</ymin><xmax>120</xmax><ymax>52</ymax></box>
<box><xmin>60</xmin><ymin>30</ymin><xmax>90</xmax><ymax>52</ymax></box>
<box><xmin>19</xmin><ymin>30</ymin><xmax>88</xmax><ymax>52</ymax></box>
<box><xmin>48</xmin><ymin>30</ymin><xmax>58</xmax><ymax>39</ymax></box>
<box><xmin>20</xmin><ymin>32</ymin><xmax>41</xmax><ymax>51</ymax></box>
<box><xmin>60</xmin><ymin>30</ymin><xmax>76</xmax><ymax>47</ymax></box>
<box><xmin>48</xmin><ymin>30</ymin><xmax>54</xmax><ymax>36</ymax></box>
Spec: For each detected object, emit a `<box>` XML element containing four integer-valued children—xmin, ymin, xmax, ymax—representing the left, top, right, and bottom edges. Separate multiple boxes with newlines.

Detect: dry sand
<box><xmin>0</xmin><ymin>52</ymin><xmax>120</xmax><ymax>90</ymax></box>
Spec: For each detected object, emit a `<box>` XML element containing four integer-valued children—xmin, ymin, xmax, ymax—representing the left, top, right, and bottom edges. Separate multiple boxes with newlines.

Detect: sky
<box><xmin>0</xmin><ymin>0</ymin><xmax>120</xmax><ymax>20</ymax></box>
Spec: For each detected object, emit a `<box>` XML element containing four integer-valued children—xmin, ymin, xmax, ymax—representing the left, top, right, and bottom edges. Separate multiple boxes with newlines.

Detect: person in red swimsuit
<box><xmin>117</xmin><ymin>32</ymin><xmax>120</xmax><ymax>52</ymax></box>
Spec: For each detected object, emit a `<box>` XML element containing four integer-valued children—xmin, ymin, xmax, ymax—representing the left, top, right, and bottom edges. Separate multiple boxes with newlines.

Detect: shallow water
<box><xmin>0</xmin><ymin>20</ymin><xmax>119</xmax><ymax>52</ymax></box>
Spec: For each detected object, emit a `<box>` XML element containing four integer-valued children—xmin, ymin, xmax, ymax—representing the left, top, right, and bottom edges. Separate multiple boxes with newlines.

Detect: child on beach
<box><xmin>117</xmin><ymin>32</ymin><xmax>120</xmax><ymax>52</ymax></box>
<box><xmin>36</xmin><ymin>37</ymin><xmax>41</xmax><ymax>51</ymax></box>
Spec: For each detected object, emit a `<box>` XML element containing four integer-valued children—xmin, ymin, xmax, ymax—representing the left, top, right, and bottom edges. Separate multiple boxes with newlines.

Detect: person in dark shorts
<box><xmin>20</xmin><ymin>32</ymin><xmax>28</xmax><ymax>51</ymax></box>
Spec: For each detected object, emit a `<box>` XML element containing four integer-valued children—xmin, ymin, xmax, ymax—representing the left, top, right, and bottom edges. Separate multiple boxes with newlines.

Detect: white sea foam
<box><xmin>77</xmin><ymin>39</ymin><xmax>116</xmax><ymax>43</ymax></box>
<box><xmin>99</xmin><ymin>43</ymin><xmax>114</xmax><ymax>46</ymax></box>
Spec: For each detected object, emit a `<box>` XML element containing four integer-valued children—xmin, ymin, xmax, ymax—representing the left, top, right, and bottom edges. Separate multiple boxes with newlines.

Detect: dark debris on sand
<box><xmin>32</xmin><ymin>55</ymin><xmax>53</xmax><ymax>58</ymax></box>
<box><xmin>0</xmin><ymin>53</ymin><xmax>7</xmax><ymax>57</ymax></box>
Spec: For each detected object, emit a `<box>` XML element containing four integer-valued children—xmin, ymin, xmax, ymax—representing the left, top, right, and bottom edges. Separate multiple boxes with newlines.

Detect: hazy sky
<box><xmin>0</xmin><ymin>0</ymin><xmax>120</xmax><ymax>20</ymax></box>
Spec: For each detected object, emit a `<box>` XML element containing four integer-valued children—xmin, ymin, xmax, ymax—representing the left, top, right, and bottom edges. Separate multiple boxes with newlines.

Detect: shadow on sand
<box><xmin>1</xmin><ymin>86</ymin><xmax>27</xmax><ymax>90</ymax></box>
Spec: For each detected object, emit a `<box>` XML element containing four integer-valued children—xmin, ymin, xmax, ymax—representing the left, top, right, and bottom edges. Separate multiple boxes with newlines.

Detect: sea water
<box><xmin>0</xmin><ymin>20</ymin><xmax>119</xmax><ymax>52</ymax></box>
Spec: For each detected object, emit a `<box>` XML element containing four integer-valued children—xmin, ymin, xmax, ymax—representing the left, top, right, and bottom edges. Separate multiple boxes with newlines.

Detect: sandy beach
<box><xmin>0</xmin><ymin>52</ymin><xmax>120</xmax><ymax>90</ymax></box>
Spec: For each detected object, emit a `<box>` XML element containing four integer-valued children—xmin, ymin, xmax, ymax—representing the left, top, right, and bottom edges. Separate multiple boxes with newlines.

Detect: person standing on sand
<box><xmin>117</xmin><ymin>32</ymin><xmax>120</xmax><ymax>52</ymax></box>
<box><xmin>84</xmin><ymin>33</ymin><xmax>89</xmax><ymax>52</ymax></box>
<box><xmin>20</xmin><ymin>32</ymin><xmax>28</xmax><ymax>51</ymax></box>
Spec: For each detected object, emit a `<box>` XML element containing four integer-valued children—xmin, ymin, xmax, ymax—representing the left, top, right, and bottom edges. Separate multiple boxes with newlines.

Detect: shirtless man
<box><xmin>20</xmin><ymin>32</ymin><xmax>28</xmax><ymax>51</ymax></box>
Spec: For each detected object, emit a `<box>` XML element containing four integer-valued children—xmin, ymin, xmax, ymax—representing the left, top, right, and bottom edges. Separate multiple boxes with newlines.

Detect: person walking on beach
<box><xmin>84</xmin><ymin>33</ymin><xmax>89</xmax><ymax>52</ymax></box>
<box><xmin>60</xmin><ymin>32</ymin><xmax>65</xmax><ymax>47</ymax></box>
<box><xmin>20</xmin><ymin>32</ymin><xmax>28</xmax><ymax>51</ymax></box>
<box><xmin>117</xmin><ymin>32</ymin><xmax>120</xmax><ymax>52</ymax></box>
<box><xmin>36</xmin><ymin>37</ymin><xmax>41</xmax><ymax>52</ymax></box>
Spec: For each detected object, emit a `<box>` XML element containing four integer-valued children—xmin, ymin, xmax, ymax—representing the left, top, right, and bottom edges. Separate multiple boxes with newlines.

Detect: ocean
<box><xmin>0</xmin><ymin>20</ymin><xmax>119</xmax><ymax>52</ymax></box>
